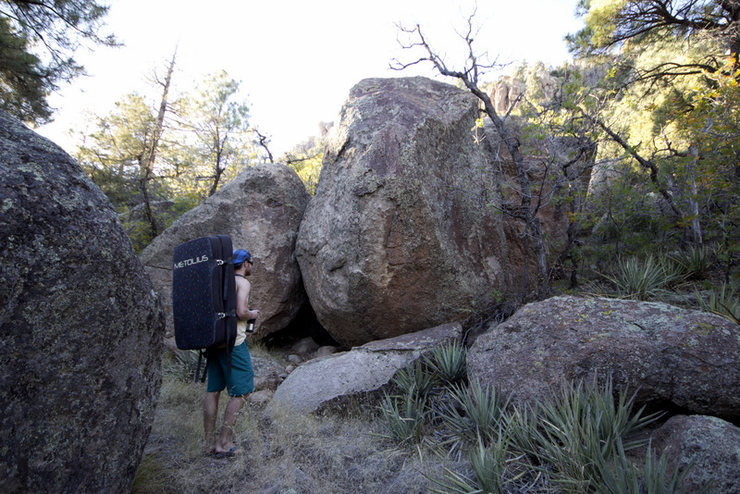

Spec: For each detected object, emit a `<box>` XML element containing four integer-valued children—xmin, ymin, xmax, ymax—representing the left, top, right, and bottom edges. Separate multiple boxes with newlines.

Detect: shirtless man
<box><xmin>203</xmin><ymin>248</ymin><xmax>260</xmax><ymax>457</ymax></box>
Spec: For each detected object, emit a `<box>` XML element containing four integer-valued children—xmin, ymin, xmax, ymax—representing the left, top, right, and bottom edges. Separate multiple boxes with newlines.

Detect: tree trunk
<box><xmin>471</xmin><ymin>86</ymin><xmax>549</xmax><ymax>296</ymax></box>
<box><xmin>139</xmin><ymin>50</ymin><xmax>177</xmax><ymax>239</ymax></box>
<box><xmin>687</xmin><ymin>145</ymin><xmax>703</xmax><ymax>245</ymax></box>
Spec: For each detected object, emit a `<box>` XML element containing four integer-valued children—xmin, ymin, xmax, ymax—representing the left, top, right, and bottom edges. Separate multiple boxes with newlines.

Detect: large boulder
<box><xmin>0</xmin><ymin>110</ymin><xmax>165</xmax><ymax>492</ymax></box>
<box><xmin>651</xmin><ymin>415</ymin><xmax>740</xmax><ymax>493</ymax></box>
<box><xmin>140</xmin><ymin>164</ymin><xmax>310</xmax><ymax>339</ymax></box>
<box><xmin>296</xmin><ymin>77</ymin><xmax>508</xmax><ymax>346</ymax></box>
<box><xmin>269</xmin><ymin>322</ymin><xmax>462</xmax><ymax>414</ymax></box>
<box><xmin>467</xmin><ymin>296</ymin><xmax>739</xmax><ymax>421</ymax></box>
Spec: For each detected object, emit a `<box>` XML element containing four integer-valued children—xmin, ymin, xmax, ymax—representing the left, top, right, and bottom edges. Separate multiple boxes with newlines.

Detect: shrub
<box><xmin>430</xmin><ymin>432</ymin><xmax>521</xmax><ymax>494</ymax></box>
<box><xmin>597</xmin><ymin>441</ymin><xmax>700</xmax><ymax>494</ymax></box>
<box><xmin>378</xmin><ymin>360</ymin><xmax>436</xmax><ymax>446</ymax></box>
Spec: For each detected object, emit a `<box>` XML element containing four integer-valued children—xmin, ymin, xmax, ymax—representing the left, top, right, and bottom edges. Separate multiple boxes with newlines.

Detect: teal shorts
<box><xmin>206</xmin><ymin>341</ymin><xmax>254</xmax><ymax>397</ymax></box>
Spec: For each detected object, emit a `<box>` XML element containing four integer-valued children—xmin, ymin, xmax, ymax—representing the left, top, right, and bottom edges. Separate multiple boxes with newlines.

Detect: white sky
<box><xmin>36</xmin><ymin>0</ymin><xmax>583</xmax><ymax>157</ymax></box>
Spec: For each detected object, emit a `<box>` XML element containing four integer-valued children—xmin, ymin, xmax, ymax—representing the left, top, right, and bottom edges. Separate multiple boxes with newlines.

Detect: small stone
<box><xmin>314</xmin><ymin>346</ymin><xmax>339</xmax><ymax>358</ymax></box>
<box><xmin>248</xmin><ymin>389</ymin><xmax>273</xmax><ymax>405</ymax></box>
<box><xmin>291</xmin><ymin>337</ymin><xmax>319</xmax><ymax>355</ymax></box>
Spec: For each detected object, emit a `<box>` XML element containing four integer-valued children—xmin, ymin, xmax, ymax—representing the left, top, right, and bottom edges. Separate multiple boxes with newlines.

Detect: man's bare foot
<box><xmin>214</xmin><ymin>444</ymin><xmax>244</xmax><ymax>458</ymax></box>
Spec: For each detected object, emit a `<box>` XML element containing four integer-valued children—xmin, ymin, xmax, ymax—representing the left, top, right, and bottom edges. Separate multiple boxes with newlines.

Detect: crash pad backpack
<box><xmin>172</xmin><ymin>235</ymin><xmax>237</xmax><ymax>382</ymax></box>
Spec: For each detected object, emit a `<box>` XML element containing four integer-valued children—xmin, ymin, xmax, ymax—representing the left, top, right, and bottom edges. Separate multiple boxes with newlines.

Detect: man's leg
<box><xmin>203</xmin><ymin>391</ymin><xmax>220</xmax><ymax>453</ymax></box>
<box><xmin>215</xmin><ymin>395</ymin><xmax>245</xmax><ymax>453</ymax></box>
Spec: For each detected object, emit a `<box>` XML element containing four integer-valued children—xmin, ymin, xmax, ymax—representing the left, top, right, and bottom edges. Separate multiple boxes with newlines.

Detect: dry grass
<box><xmin>134</xmin><ymin>353</ymin><xmax>457</xmax><ymax>494</ymax></box>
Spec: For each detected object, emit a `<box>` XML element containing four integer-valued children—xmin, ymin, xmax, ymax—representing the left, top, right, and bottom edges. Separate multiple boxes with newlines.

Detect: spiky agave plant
<box><xmin>393</xmin><ymin>360</ymin><xmax>436</xmax><ymax>399</ymax></box>
<box><xmin>429</xmin><ymin>431</ymin><xmax>521</xmax><ymax>494</ymax></box>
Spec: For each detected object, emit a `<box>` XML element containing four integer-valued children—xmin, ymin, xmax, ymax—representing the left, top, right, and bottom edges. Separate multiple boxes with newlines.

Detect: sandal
<box><xmin>214</xmin><ymin>445</ymin><xmax>243</xmax><ymax>458</ymax></box>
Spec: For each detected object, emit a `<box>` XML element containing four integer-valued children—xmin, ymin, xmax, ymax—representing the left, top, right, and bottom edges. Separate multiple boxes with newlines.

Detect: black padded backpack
<box><xmin>172</xmin><ymin>234</ymin><xmax>237</xmax><ymax>382</ymax></box>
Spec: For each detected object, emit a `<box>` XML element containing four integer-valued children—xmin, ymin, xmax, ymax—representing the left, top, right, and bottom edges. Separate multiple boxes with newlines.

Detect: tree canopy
<box><xmin>0</xmin><ymin>0</ymin><xmax>116</xmax><ymax>123</ymax></box>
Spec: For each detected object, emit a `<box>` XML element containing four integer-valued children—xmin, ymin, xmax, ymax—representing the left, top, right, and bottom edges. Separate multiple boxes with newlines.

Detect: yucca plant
<box><xmin>393</xmin><ymin>360</ymin><xmax>436</xmax><ymax>399</ymax></box>
<box><xmin>502</xmin><ymin>406</ymin><xmax>540</xmax><ymax>460</ymax></box>
<box><xmin>439</xmin><ymin>378</ymin><xmax>511</xmax><ymax>448</ymax></box>
<box><xmin>668</xmin><ymin>246</ymin><xmax>713</xmax><ymax>280</ymax></box>
<box><xmin>528</xmin><ymin>378</ymin><xmax>661</xmax><ymax>490</ymax></box>
<box><xmin>426</xmin><ymin>340</ymin><xmax>467</xmax><ymax>384</ymax></box>
<box><xmin>601</xmin><ymin>255</ymin><xmax>677</xmax><ymax>300</ymax></box>
<box><xmin>163</xmin><ymin>349</ymin><xmax>202</xmax><ymax>381</ymax></box>
<box><xmin>378</xmin><ymin>390</ymin><xmax>428</xmax><ymax>446</ymax></box>
<box><xmin>697</xmin><ymin>282</ymin><xmax>739</xmax><ymax>324</ymax></box>
<box><xmin>430</xmin><ymin>431</ymin><xmax>521</xmax><ymax>494</ymax></box>
<box><xmin>597</xmin><ymin>440</ymin><xmax>701</xmax><ymax>494</ymax></box>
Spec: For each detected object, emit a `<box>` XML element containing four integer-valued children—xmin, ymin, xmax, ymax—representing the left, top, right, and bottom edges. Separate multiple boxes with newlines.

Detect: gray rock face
<box><xmin>269</xmin><ymin>322</ymin><xmax>462</xmax><ymax>414</ymax></box>
<box><xmin>296</xmin><ymin>77</ymin><xmax>507</xmax><ymax>346</ymax></box>
<box><xmin>651</xmin><ymin>415</ymin><xmax>740</xmax><ymax>493</ymax></box>
<box><xmin>467</xmin><ymin>296</ymin><xmax>739</xmax><ymax>421</ymax></box>
<box><xmin>0</xmin><ymin>110</ymin><xmax>165</xmax><ymax>493</ymax></box>
<box><xmin>140</xmin><ymin>164</ymin><xmax>310</xmax><ymax>339</ymax></box>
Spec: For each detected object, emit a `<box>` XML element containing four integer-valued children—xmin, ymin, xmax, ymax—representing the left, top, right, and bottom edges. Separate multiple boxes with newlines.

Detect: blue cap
<box><xmin>233</xmin><ymin>249</ymin><xmax>252</xmax><ymax>266</ymax></box>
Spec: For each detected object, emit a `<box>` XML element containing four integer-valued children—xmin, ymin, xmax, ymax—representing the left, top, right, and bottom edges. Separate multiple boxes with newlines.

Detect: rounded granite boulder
<box><xmin>0</xmin><ymin>110</ymin><xmax>165</xmax><ymax>493</ymax></box>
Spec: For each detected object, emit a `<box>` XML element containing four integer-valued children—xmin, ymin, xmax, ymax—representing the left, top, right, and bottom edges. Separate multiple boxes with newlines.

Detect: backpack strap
<box><xmin>195</xmin><ymin>348</ymin><xmax>209</xmax><ymax>383</ymax></box>
<box><xmin>217</xmin><ymin>236</ymin><xmax>237</xmax><ymax>376</ymax></box>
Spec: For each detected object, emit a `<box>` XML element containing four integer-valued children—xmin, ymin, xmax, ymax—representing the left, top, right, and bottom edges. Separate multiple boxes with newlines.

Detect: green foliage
<box><xmin>378</xmin><ymin>391</ymin><xmax>428</xmax><ymax>446</ymax></box>
<box><xmin>0</xmin><ymin>0</ymin><xmax>117</xmax><ymax>123</ymax></box>
<box><xmin>393</xmin><ymin>360</ymin><xmax>436</xmax><ymax>400</ymax></box>
<box><xmin>423</xmin><ymin>376</ymin><xmax>668</xmax><ymax>493</ymax></box>
<box><xmin>571</xmin><ymin>0</ymin><xmax>737</xmax><ymax>60</ymax></box>
<box><xmin>283</xmin><ymin>136</ymin><xmax>326</xmax><ymax>194</ymax></box>
<box><xmin>598</xmin><ymin>441</ymin><xmax>699</xmax><ymax>494</ymax></box>
<box><xmin>668</xmin><ymin>246</ymin><xmax>713</xmax><ymax>280</ymax></box>
<box><xmin>431</xmin><ymin>432</ymin><xmax>521</xmax><ymax>494</ymax></box>
<box><xmin>0</xmin><ymin>17</ymin><xmax>49</xmax><ymax>122</ymax></box>
<box><xmin>439</xmin><ymin>379</ymin><xmax>511</xmax><ymax>448</ymax></box>
<box><xmin>75</xmin><ymin>67</ymin><xmax>258</xmax><ymax>251</ymax></box>
<box><xmin>524</xmin><ymin>378</ymin><xmax>660</xmax><ymax>490</ymax></box>
<box><xmin>425</xmin><ymin>340</ymin><xmax>467</xmax><ymax>385</ymax></box>
<box><xmin>698</xmin><ymin>282</ymin><xmax>740</xmax><ymax>325</ymax></box>
<box><xmin>600</xmin><ymin>255</ymin><xmax>679</xmax><ymax>299</ymax></box>
<box><xmin>76</xmin><ymin>93</ymin><xmax>161</xmax><ymax>207</ymax></box>
<box><xmin>174</xmin><ymin>70</ymin><xmax>254</xmax><ymax>197</ymax></box>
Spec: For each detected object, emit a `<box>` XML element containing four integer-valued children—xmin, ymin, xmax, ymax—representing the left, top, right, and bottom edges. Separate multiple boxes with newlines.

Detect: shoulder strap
<box><xmin>235</xmin><ymin>273</ymin><xmax>246</xmax><ymax>279</ymax></box>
